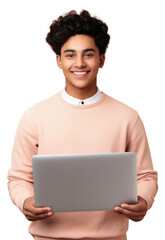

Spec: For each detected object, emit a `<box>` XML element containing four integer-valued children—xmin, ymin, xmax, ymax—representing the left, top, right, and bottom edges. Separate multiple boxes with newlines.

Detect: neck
<box><xmin>65</xmin><ymin>85</ymin><xmax>98</xmax><ymax>100</ymax></box>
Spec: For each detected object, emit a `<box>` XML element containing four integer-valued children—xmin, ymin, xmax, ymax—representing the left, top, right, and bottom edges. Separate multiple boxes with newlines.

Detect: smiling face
<box><xmin>56</xmin><ymin>34</ymin><xmax>105</xmax><ymax>99</ymax></box>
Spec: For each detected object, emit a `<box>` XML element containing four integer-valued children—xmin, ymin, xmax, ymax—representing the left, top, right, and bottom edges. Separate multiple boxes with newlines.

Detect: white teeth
<box><xmin>73</xmin><ymin>72</ymin><xmax>87</xmax><ymax>75</ymax></box>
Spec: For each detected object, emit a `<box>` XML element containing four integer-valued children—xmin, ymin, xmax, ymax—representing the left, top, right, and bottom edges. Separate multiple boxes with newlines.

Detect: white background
<box><xmin>0</xmin><ymin>0</ymin><xmax>164</xmax><ymax>239</ymax></box>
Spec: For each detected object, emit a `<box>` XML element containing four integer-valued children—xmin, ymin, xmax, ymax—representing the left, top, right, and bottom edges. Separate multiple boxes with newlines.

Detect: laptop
<box><xmin>32</xmin><ymin>152</ymin><xmax>137</xmax><ymax>212</ymax></box>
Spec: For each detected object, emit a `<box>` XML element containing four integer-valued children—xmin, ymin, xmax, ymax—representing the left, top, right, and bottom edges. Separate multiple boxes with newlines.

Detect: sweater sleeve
<box><xmin>126</xmin><ymin>115</ymin><xmax>158</xmax><ymax>210</ymax></box>
<box><xmin>8</xmin><ymin>110</ymin><xmax>38</xmax><ymax>212</ymax></box>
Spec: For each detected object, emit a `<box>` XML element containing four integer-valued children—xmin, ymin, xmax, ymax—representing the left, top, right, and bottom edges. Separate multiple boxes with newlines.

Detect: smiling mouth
<box><xmin>71</xmin><ymin>71</ymin><xmax>90</xmax><ymax>78</ymax></box>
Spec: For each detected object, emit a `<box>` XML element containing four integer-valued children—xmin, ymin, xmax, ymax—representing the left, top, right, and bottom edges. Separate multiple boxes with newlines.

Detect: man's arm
<box><xmin>114</xmin><ymin>115</ymin><xmax>158</xmax><ymax>221</ymax></box>
<box><xmin>8</xmin><ymin>110</ymin><xmax>53</xmax><ymax>220</ymax></box>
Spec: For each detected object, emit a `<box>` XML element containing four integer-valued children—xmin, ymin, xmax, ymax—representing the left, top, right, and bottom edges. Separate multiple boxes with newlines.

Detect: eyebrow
<box><xmin>63</xmin><ymin>48</ymin><xmax>96</xmax><ymax>53</ymax></box>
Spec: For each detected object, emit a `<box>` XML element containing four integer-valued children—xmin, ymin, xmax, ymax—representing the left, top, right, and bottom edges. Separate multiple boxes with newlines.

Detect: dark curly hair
<box><xmin>46</xmin><ymin>10</ymin><xmax>110</xmax><ymax>56</ymax></box>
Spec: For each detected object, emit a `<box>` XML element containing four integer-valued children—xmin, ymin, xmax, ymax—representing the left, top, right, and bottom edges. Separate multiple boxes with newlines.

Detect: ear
<box><xmin>99</xmin><ymin>54</ymin><xmax>105</xmax><ymax>68</ymax></box>
<box><xmin>56</xmin><ymin>55</ymin><xmax>62</xmax><ymax>69</ymax></box>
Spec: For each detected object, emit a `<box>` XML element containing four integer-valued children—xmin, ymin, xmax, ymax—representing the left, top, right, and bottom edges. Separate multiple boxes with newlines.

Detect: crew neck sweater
<box><xmin>8</xmin><ymin>92</ymin><xmax>158</xmax><ymax>240</ymax></box>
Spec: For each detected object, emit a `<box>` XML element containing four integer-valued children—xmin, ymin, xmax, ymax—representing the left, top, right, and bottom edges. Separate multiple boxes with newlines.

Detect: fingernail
<box><xmin>48</xmin><ymin>212</ymin><xmax>53</xmax><ymax>216</ymax></box>
<box><xmin>114</xmin><ymin>207</ymin><xmax>119</xmax><ymax>211</ymax></box>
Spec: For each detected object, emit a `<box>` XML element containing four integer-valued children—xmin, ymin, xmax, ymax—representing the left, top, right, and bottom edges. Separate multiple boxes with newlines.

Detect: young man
<box><xmin>8</xmin><ymin>10</ymin><xmax>158</xmax><ymax>240</ymax></box>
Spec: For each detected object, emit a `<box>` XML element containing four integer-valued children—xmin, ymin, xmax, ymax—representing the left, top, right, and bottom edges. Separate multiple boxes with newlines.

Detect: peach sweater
<box><xmin>8</xmin><ymin>92</ymin><xmax>158</xmax><ymax>240</ymax></box>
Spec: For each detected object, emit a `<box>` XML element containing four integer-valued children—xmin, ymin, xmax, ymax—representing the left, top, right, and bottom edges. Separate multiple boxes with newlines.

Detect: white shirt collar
<box><xmin>61</xmin><ymin>88</ymin><xmax>102</xmax><ymax>106</ymax></box>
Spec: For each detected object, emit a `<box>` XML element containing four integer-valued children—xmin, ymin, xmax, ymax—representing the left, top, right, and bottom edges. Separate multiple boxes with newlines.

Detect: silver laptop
<box><xmin>32</xmin><ymin>152</ymin><xmax>137</xmax><ymax>212</ymax></box>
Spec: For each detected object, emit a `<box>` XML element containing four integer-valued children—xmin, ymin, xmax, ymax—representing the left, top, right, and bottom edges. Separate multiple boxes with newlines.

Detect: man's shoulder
<box><xmin>103</xmin><ymin>93</ymin><xmax>138</xmax><ymax>120</ymax></box>
<box><xmin>23</xmin><ymin>92</ymin><xmax>61</xmax><ymax>117</ymax></box>
<box><xmin>104</xmin><ymin>93</ymin><xmax>137</xmax><ymax>111</ymax></box>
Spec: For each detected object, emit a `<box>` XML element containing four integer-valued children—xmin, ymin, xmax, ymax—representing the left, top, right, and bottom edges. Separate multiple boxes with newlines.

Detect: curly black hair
<box><xmin>46</xmin><ymin>10</ymin><xmax>110</xmax><ymax>56</ymax></box>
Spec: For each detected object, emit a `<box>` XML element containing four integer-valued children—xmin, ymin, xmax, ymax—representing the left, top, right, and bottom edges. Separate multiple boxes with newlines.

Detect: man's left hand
<box><xmin>114</xmin><ymin>196</ymin><xmax>148</xmax><ymax>222</ymax></box>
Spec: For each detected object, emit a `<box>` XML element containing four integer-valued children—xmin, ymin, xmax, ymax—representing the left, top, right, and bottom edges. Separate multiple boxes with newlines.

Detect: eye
<box><xmin>66</xmin><ymin>54</ymin><xmax>74</xmax><ymax>58</ymax></box>
<box><xmin>84</xmin><ymin>53</ymin><xmax>94</xmax><ymax>58</ymax></box>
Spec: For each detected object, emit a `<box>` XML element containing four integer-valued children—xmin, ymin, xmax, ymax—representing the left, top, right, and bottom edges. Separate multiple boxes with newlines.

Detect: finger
<box><xmin>24</xmin><ymin>207</ymin><xmax>53</xmax><ymax>216</ymax></box>
<box><xmin>114</xmin><ymin>207</ymin><xmax>146</xmax><ymax>218</ymax></box>
<box><xmin>23</xmin><ymin>197</ymin><xmax>52</xmax><ymax>213</ymax></box>
<box><xmin>120</xmin><ymin>196</ymin><xmax>147</xmax><ymax>211</ymax></box>
<box><xmin>120</xmin><ymin>203</ymin><xmax>146</xmax><ymax>212</ymax></box>
<box><xmin>24</xmin><ymin>204</ymin><xmax>52</xmax><ymax>215</ymax></box>
<box><xmin>32</xmin><ymin>207</ymin><xmax>52</xmax><ymax>215</ymax></box>
<box><xmin>24</xmin><ymin>209</ymin><xmax>54</xmax><ymax>221</ymax></box>
<box><xmin>115</xmin><ymin>211</ymin><xmax>144</xmax><ymax>222</ymax></box>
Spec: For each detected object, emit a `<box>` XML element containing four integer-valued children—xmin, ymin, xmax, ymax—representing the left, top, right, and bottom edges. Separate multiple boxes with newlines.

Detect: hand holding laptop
<box><xmin>114</xmin><ymin>196</ymin><xmax>148</xmax><ymax>222</ymax></box>
<box><xmin>23</xmin><ymin>196</ymin><xmax>54</xmax><ymax>221</ymax></box>
<box><xmin>22</xmin><ymin>195</ymin><xmax>146</xmax><ymax>222</ymax></box>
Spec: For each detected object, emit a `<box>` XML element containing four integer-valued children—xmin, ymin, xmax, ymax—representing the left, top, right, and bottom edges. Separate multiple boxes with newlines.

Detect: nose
<box><xmin>75</xmin><ymin>55</ymin><xmax>86</xmax><ymax>68</ymax></box>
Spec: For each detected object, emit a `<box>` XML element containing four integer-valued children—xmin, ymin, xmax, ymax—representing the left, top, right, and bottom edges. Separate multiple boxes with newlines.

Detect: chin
<box><xmin>71</xmin><ymin>80</ymin><xmax>90</xmax><ymax>89</ymax></box>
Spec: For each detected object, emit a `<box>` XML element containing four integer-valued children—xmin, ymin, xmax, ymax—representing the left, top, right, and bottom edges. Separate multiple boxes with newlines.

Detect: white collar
<box><xmin>61</xmin><ymin>88</ymin><xmax>102</xmax><ymax>106</ymax></box>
